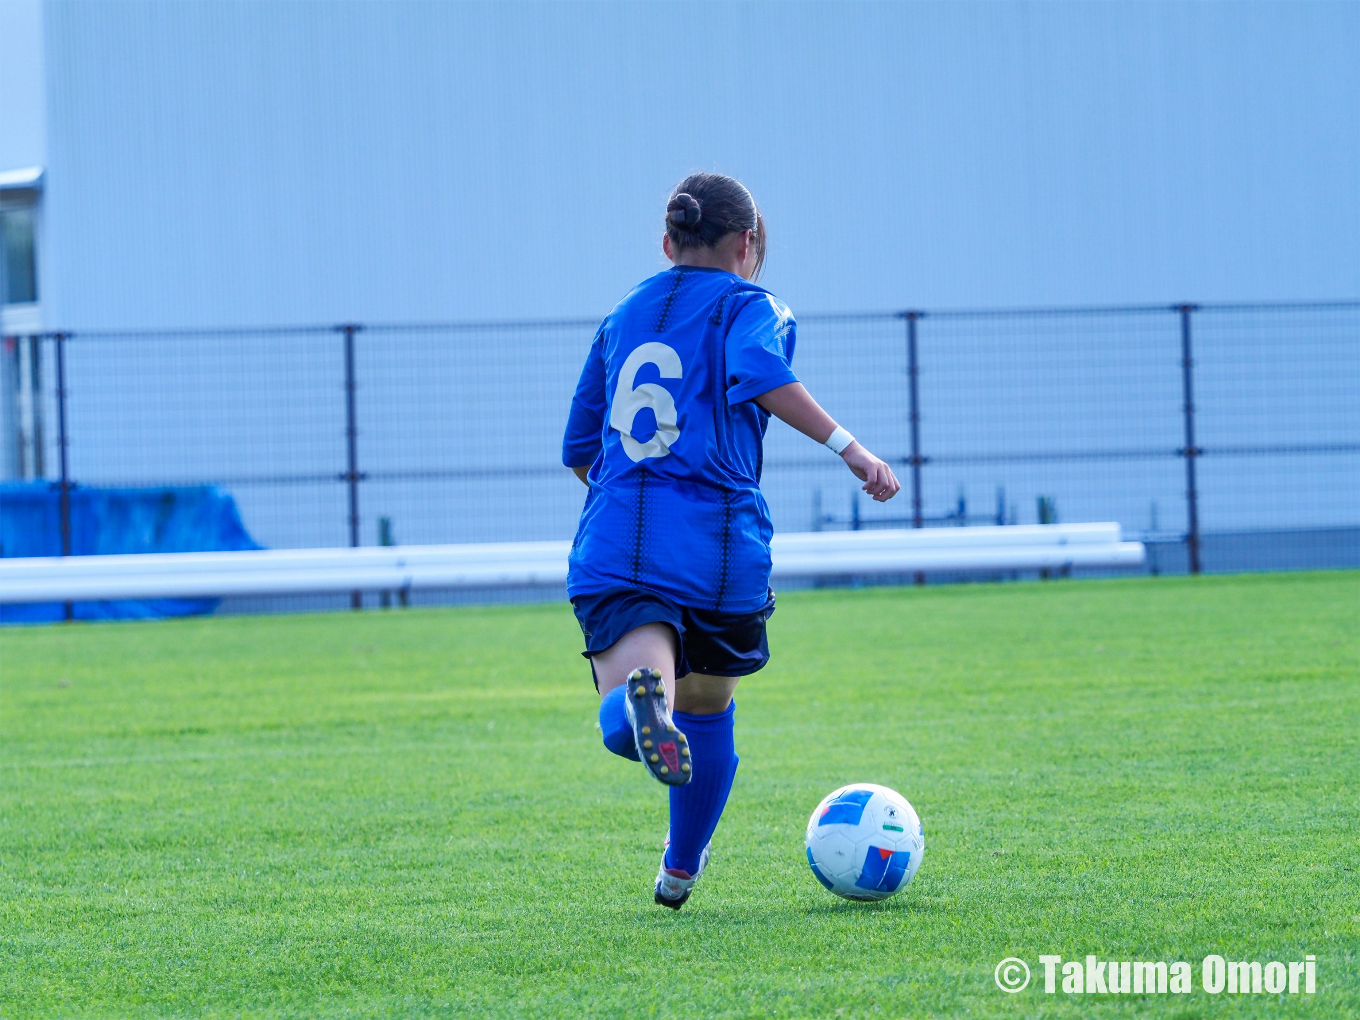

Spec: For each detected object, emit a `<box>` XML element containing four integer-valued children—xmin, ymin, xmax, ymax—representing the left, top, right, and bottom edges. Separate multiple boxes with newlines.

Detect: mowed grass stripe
<box><xmin>1</xmin><ymin>572</ymin><xmax>1357</xmax><ymax>1019</ymax></box>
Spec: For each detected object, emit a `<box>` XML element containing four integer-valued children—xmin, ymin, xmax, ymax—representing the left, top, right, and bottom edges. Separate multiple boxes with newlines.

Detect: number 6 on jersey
<box><xmin>610</xmin><ymin>341</ymin><xmax>683</xmax><ymax>462</ymax></box>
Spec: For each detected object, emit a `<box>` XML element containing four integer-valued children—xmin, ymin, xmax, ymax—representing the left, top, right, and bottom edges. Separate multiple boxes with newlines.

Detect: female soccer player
<box><xmin>562</xmin><ymin>173</ymin><xmax>900</xmax><ymax>908</ymax></box>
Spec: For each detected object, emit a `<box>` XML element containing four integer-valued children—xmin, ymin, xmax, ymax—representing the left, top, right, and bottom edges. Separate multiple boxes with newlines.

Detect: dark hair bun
<box><xmin>666</xmin><ymin>193</ymin><xmax>702</xmax><ymax>231</ymax></box>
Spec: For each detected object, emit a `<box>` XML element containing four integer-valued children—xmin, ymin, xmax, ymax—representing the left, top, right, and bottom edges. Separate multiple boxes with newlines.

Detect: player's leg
<box><xmin>573</xmin><ymin>590</ymin><xmax>687</xmax><ymax>768</ymax></box>
<box><xmin>589</xmin><ymin>621</ymin><xmax>692</xmax><ymax>784</ymax></box>
<box><xmin>591</xmin><ymin>622</ymin><xmax>677</xmax><ymax>703</ymax></box>
<box><xmin>660</xmin><ymin>671</ymin><xmax>740</xmax><ymax>892</ymax></box>
<box><xmin>591</xmin><ymin>622</ymin><xmax>675</xmax><ymax>762</ymax></box>
<box><xmin>674</xmin><ymin>673</ymin><xmax>739</xmax><ymax>714</ymax></box>
<box><xmin>656</xmin><ymin>595</ymin><xmax>774</xmax><ymax>906</ymax></box>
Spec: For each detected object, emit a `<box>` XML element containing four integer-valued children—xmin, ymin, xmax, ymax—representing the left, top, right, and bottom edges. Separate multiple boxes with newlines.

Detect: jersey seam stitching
<box><xmin>653</xmin><ymin>270</ymin><xmax>687</xmax><ymax>333</ymax></box>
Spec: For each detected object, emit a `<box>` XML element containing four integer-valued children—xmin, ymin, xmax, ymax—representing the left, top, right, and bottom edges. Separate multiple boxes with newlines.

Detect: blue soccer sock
<box><xmin>598</xmin><ymin>683</ymin><xmax>641</xmax><ymax>761</ymax></box>
<box><xmin>665</xmin><ymin>701</ymin><xmax>739</xmax><ymax>875</ymax></box>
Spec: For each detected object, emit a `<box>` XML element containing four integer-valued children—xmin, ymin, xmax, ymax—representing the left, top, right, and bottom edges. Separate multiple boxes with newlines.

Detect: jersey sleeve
<box><xmin>724</xmin><ymin>293</ymin><xmax>799</xmax><ymax>405</ymax></box>
<box><xmin>562</xmin><ymin>330</ymin><xmax>609</xmax><ymax>468</ymax></box>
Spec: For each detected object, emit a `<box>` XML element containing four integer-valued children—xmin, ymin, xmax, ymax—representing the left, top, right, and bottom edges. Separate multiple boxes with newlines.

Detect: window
<box><xmin>2</xmin><ymin>205</ymin><xmax>38</xmax><ymax>305</ymax></box>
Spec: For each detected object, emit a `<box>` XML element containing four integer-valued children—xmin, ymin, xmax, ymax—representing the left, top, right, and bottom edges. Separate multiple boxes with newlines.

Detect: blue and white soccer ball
<box><xmin>805</xmin><ymin>783</ymin><xmax>925</xmax><ymax>901</ymax></box>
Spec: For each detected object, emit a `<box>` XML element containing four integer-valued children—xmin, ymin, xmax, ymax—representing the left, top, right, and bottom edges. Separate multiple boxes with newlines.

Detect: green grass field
<box><xmin>2</xmin><ymin>572</ymin><xmax>1358</xmax><ymax>1019</ymax></box>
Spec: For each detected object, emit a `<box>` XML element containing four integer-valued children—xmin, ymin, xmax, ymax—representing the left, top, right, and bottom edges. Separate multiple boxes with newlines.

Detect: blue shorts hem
<box><xmin>571</xmin><ymin>586</ymin><xmax>775</xmax><ymax>683</ymax></box>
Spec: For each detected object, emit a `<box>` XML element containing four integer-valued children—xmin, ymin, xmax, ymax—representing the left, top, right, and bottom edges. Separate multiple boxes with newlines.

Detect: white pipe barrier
<box><xmin>0</xmin><ymin>524</ymin><xmax>1144</xmax><ymax>603</ymax></box>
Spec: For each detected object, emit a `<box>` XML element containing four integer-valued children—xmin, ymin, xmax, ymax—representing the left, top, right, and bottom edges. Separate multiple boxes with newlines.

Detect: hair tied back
<box><xmin>667</xmin><ymin>193</ymin><xmax>702</xmax><ymax>231</ymax></box>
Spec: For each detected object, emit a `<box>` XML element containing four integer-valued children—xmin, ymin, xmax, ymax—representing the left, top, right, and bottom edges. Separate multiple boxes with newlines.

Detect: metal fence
<box><xmin>4</xmin><ymin>300</ymin><xmax>1359</xmax><ymax>609</ymax></box>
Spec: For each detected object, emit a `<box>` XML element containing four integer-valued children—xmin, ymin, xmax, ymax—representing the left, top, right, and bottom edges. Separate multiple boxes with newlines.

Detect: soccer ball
<box><xmin>805</xmin><ymin>783</ymin><xmax>925</xmax><ymax>901</ymax></box>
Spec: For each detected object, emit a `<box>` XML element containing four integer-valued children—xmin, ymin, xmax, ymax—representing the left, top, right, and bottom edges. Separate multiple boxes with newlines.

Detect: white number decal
<box><xmin>610</xmin><ymin>341</ymin><xmax>682</xmax><ymax>462</ymax></box>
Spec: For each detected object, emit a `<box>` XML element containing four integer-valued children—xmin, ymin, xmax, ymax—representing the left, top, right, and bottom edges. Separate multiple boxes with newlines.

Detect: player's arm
<box><xmin>563</xmin><ymin>332</ymin><xmax>609</xmax><ymax>487</ymax></box>
<box><xmin>755</xmin><ymin>382</ymin><xmax>901</xmax><ymax>502</ymax></box>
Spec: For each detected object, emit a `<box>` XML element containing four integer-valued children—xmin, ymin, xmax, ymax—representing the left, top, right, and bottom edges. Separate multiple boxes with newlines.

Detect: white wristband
<box><xmin>824</xmin><ymin>425</ymin><xmax>855</xmax><ymax>455</ymax></box>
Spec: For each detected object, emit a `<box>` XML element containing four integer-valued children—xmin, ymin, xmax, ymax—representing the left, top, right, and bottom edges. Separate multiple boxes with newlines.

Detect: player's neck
<box><xmin>671</xmin><ymin>251</ymin><xmax>744</xmax><ymax>275</ymax></box>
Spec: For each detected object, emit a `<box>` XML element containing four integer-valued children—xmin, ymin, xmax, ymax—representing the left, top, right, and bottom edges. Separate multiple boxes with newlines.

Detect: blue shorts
<box><xmin>571</xmin><ymin>586</ymin><xmax>776</xmax><ymax>686</ymax></box>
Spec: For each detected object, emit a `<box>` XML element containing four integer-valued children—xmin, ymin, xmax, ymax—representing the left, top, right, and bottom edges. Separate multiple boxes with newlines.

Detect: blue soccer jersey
<box><xmin>562</xmin><ymin>265</ymin><xmax>798</xmax><ymax>613</ymax></box>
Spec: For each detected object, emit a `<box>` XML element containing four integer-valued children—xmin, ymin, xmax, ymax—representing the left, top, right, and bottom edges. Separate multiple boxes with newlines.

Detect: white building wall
<box><xmin>35</xmin><ymin>0</ymin><xmax>1360</xmax><ymax>331</ymax></box>
<box><xmin>0</xmin><ymin>0</ymin><xmax>45</xmax><ymax>173</ymax></box>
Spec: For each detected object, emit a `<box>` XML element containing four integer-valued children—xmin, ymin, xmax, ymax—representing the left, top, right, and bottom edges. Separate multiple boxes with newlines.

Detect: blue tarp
<box><xmin>0</xmin><ymin>483</ymin><xmax>262</xmax><ymax>624</ymax></box>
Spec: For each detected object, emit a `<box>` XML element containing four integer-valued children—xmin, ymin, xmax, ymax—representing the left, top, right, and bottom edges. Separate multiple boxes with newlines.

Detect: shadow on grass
<box><xmin>801</xmin><ymin>894</ymin><xmax>938</xmax><ymax>916</ymax></box>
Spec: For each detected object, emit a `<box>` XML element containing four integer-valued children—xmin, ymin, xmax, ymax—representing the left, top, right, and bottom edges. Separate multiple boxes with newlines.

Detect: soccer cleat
<box><xmin>655</xmin><ymin>831</ymin><xmax>711</xmax><ymax>909</ymax></box>
<box><xmin>622</xmin><ymin>668</ymin><xmax>690</xmax><ymax>786</ymax></box>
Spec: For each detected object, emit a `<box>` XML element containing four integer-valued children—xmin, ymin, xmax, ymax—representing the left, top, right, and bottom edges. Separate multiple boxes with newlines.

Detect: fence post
<box><xmin>905</xmin><ymin>311</ymin><xmax>925</xmax><ymax>528</ymax></box>
<box><xmin>905</xmin><ymin>311</ymin><xmax>926</xmax><ymax>585</ymax></box>
<box><xmin>340</xmin><ymin>324</ymin><xmax>363</xmax><ymax>609</ymax></box>
<box><xmin>54</xmin><ymin>332</ymin><xmax>73</xmax><ymax>621</ymax></box>
<box><xmin>1177</xmin><ymin>304</ymin><xmax>1202</xmax><ymax>575</ymax></box>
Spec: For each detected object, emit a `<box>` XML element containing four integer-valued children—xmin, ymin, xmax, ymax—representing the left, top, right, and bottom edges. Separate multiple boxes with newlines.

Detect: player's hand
<box><xmin>841</xmin><ymin>443</ymin><xmax>901</xmax><ymax>502</ymax></box>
